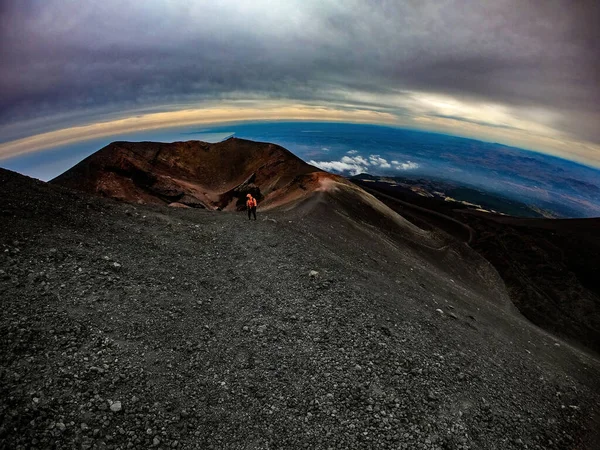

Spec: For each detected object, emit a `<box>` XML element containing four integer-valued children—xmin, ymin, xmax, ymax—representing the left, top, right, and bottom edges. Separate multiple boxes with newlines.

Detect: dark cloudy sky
<box><xmin>1</xmin><ymin>0</ymin><xmax>599</xmax><ymax>166</ymax></box>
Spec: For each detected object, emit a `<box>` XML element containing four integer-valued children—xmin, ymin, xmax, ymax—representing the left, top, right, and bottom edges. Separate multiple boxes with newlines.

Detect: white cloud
<box><xmin>311</xmin><ymin>153</ymin><xmax>419</xmax><ymax>175</ymax></box>
<box><xmin>341</xmin><ymin>155</ymin><xmax>370</xmax><ymax>166</ymax></box>
<box><xmin>368</xmin><ymin>154</ymin><xmax>391</xmax><ymax>168</ymax></box>
<box><xmin>347</xmin><ymin>150</ymin><xmax>358</xmax><ymax>155</ymax></box>
<box><xmin>394</xmin><ymin>161</ymin><xmax>420</xmax><ymax>170</ymax></box>
<box><xmin>311</xmin><ymin>152</ymin><xmax>403</xmax><ymax>176</ymax></box>
<box><xmin>309</xmin><ymin>159</ymin><xmax>367</xmax><ymax>176</ymax></box>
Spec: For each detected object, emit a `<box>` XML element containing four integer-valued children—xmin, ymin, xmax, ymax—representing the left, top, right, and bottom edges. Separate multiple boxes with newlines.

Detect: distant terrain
<box><xmin>350</xmin><ymin>174</ymin><xmax>551</xmax><ymax>217</ymax></box>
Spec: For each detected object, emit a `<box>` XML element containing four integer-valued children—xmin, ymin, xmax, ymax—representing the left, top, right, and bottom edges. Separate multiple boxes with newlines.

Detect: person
<box><xmin>246</xmin><ymin>193</ymin><xmax>257</xmax><ymax>220</ymax></box>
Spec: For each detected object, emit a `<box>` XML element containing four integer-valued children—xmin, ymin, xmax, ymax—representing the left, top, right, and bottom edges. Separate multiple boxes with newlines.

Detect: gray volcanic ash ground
<box><xmin>1</xmin><ymin>140</ymin><xmax>599</xmax><ymax>449</ymax></box>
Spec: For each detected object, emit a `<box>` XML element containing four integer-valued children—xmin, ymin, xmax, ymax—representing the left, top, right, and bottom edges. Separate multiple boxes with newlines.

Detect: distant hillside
<box><xmin>51</xmin><ymin>138</ymin><xmax>330</xmax><ymax>211</ymax></box>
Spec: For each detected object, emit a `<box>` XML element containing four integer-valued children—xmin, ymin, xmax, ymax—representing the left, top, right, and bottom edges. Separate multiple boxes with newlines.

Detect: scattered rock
<box><xmin>110</xmin><ymin>401</ymin><xmax>122</xmax><ymax>412</ymax></box>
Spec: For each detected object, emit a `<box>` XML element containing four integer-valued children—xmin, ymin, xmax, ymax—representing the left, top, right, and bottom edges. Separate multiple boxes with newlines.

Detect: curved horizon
<box><xmin>2</xmin><ymin>103</ymin><xmax>600</xmax><ymax>170</ymax></box>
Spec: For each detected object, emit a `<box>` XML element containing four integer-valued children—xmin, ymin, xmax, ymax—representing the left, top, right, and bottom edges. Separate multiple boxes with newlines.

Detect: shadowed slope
<box><xmin>358</xmin><ymin>180</ymin><xmax>600</xmax><ymax>354</ymax></box>
<box><xmin>50</xmin><ymin>137</ymin><xmax>324</xmax><ymax>210</ymax></box>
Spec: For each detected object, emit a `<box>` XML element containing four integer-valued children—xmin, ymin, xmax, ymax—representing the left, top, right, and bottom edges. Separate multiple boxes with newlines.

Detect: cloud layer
<box><xmin>310</xmin><ymin>151</ymin><xmax>419</xmax><ymax>176</ymax></box>
<box><xmin>1</xmin><ymin>1</ymin><xmax>599</xmax><ymax>165</ymax></box>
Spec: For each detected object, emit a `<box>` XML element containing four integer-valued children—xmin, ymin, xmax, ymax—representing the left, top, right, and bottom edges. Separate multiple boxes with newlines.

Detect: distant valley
<box><xmin>350</xmin><ymin>174</ymin><xmax>557</xmax><ymax>218</ymax></box>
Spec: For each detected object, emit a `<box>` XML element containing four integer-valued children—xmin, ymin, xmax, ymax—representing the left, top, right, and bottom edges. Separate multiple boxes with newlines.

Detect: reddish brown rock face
<box><xmin>50</xmin><ymin>137</ymin><xmax>346</xmax><ymax>211</ymax></box>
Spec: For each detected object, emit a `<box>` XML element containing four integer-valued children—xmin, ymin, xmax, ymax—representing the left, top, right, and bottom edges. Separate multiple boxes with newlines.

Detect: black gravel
<box><xmin>1</xmin><ymin>168</ymin><xmax>599</xmax><ymax>449</ymax></box>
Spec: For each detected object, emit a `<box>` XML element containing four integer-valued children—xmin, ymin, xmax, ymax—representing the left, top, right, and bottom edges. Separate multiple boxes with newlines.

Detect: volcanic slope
<box><xmin>1</xmin><ymin>166</ymin><xmax>600</xmax><ymax>449</ymax></box>
<box><xmin>354</xmin><ymin>179</ymin><xmax>600</xmax><ymax>355</ymax></box>
<box><xmin>50</xmin><ymin>138</ymin><xmax>325</xmax><ymax>211</ymax></box>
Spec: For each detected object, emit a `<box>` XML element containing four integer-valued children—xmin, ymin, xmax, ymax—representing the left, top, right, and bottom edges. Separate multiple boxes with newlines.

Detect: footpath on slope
<box><xmin>1</xmin><ymin>168</ymin><xmax>599</xmax><ymax>450</ymax></box>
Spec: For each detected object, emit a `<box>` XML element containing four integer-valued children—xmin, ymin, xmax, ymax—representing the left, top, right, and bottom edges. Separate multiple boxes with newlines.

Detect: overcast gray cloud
<box><xmin>1</xmin><ymin>0</ymin><xmax>599</xmax><ymax>160</ymax></box>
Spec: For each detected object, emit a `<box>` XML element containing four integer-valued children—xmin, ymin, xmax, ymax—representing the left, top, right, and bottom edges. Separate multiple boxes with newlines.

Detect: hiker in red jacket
<box><xmin>246</xmin><ymin>193</ymin><xmax>257</xmax><ymax>220</ymax></box>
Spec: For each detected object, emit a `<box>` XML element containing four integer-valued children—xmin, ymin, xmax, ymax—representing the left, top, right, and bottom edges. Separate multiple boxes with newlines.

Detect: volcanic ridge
<box><xmin>51</xmin><ymin>138</ymin><xmax>340</xmax><ymax>211</ymax></box>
